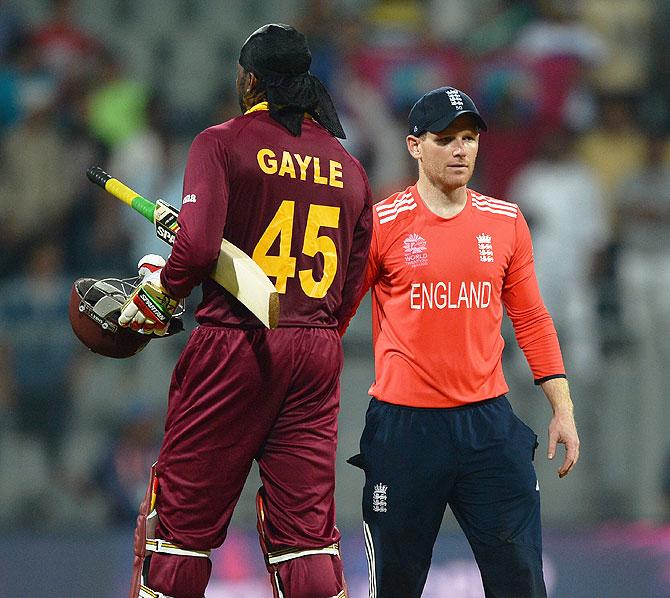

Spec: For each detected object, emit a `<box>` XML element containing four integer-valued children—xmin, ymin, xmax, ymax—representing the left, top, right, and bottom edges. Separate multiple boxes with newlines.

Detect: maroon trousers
<box><xmin>146</xmin><ymin>325</ymin><xmax>343</xmax><ymax>597</ymax></box>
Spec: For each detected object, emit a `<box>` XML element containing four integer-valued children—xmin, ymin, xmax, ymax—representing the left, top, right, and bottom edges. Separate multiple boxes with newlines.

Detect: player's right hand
<box><xmin>119</xmin><ymin>254</ymin><xmax>178</xmax><ymax>335</ymax></box>
<box><xmin>547</xmin><ymin>408</ymin><xmax>580</xmax><ymax>478</ymax></box>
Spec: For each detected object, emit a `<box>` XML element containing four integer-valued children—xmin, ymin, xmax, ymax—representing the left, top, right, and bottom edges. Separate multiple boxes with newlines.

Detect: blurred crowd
<box><xmin>0</xmin><ymin>0</ymin><xmax>669</xmax><ymax>531</ymax></box>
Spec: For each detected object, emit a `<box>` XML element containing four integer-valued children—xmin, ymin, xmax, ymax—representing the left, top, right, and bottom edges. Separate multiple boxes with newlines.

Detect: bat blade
<box><xmin>86</xmin><ymin>166</ymin><xmax>280</xmax><ymax>328</ymax></box>
<box><xmin>213</xmin><ymin>239</ymin><xmax>281</xmax><ymax>329</ymax></box>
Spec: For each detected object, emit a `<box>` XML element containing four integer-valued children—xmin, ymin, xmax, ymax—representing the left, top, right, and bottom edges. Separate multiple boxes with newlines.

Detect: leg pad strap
<box><xmin>145</xmin><ymin>534</ymin><xmax>211</xmax><ymax>559</ymax></box>
<box><xmin>138</xmin><ymin>586</ymin><xmax>176</xmax><ymax>598</ymax></box>
<box><xmin>267</xmin><ymin>543</ymin><xmax>341</xmax><ymax>566</ymax></box>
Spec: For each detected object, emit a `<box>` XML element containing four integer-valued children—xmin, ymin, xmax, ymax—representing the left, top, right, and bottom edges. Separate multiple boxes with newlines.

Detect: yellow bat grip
<box><xmin>105</xmin><ymin>177</ymin><xmax>141</xmax><ymax>207</ymax></box>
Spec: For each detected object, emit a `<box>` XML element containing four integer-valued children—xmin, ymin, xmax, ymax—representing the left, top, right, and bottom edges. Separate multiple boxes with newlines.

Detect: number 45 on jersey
<box><xmin>253</xmin><ymin>200</ymin><xmax>340</xmax><ymax>299</ymax></box>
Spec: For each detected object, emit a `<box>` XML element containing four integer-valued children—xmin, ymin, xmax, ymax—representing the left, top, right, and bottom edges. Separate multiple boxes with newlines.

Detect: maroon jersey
<box><xmin>161</xmin><ymin>104</ymin><xmax>372</xmax><ymax>328</ymax></box>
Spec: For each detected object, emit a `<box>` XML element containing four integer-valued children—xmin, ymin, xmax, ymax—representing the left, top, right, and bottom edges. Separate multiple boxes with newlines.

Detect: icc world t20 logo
<box><xmin>403</xmin><ymin>233</ymin><xmax>428</xmax><ymax>267</ymax></box>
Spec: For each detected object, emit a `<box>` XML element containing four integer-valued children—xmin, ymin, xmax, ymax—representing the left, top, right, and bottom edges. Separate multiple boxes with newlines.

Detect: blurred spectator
<box><xmin>514</xmin><ymin>1</ymin><xmax>608</xmax><ymax>63</ymax></box>
<box><xmin>428</xmin><ymin>0</ymin><xmax>497</xmax><ymax>45</ymax></box>
<box><xmin>616</xmin><ymin>135</ymin><xmax>670</xmax><ymax>367</ymax></box>
<box><xmin>648</xmin><ymin>0</ymin><xmax>670</xmax><ymax>133</ymax></box>
<box><xmin>615</xmin><ymin>136</ymin><xmax>670</xmax><ymax>520</ymax></box>
<box><xmin>617</xmin><ymin>136</ymin><xmax>670</xmax><ymax>257</ymax></box>
<box><xmin>88</xmin><ymin>406</ymin><xmax>162</xmax><ymax>526</ymax></box>
<box><xmin>336</xmin><ymin>9</ymin><xmax>467</xmax><ymax>194</ymax></box>
<box><xmin>350</xmin><ymin>5</ymin><xmax>469</xmax><ymax>117</ymax></box>
<box><xmin>315</xmin><ymin>14</ymin><xmax>409</xmax><ymax>194</ymax></box>
<box><xmin>300</xmin><ymin>2</ymin><xmax>381</xmax><ymax>175</ymax></box>
<box><xmin>0</xmin><ymin>240</ymin><xmax>76</xmax><ymax>469</ymax></box>
<box><xmin>86</xmin><ymin>48</ymin><xmax>149</xmax><ymax>150</ymax></box>
<box><xmin>297</xmin><ymin>0</ymin><xmax>341</xmax><ymax>89</ymax></box>
<box><xmin>513</xmin><ymin>1</ymin><xmax>608</xmax><ymax>133</ymax></box>
<box><xmin>0</xmin><ymin>80</ymin><xmax>73</xmax><ymax>279</ymax></box>
<box><xmin>576</xmin><ymin>95</ymin><xmax>649</xmax><ymax>353</ymax></box>
<box><xmin>0</xmin><ymin>32</ymin><xmax>58</xmax><ymax>134</ymax></box>
<box><xmin>0</xmin><ymin>334</ymin><xmax>16</xmax><ymax>431</ymax></box>
<box><xmin>107</xmin><ymin>92</ymin><xmax>189</xmax><ymax>259</ymax></box>
<box><xmin>0</xmin><ymin>50</ymin><xmax>21</xmax><ymax>132</ymax></box>
<box><xmin>0</xmin><ymin>3</ymin><xmax>27</xmax><ymax>130</ymax></box>
<box><xmin>475</xmin><ymin>81</ymin><xmax>540</xmax><ymax>198</ymax></box>
<box><xmin>577</xmin><ymin>95</ymin><xmax>648</xmax><ymax>232</ymax></box>
<box><xmin>0</xmin><ymin>0</ymin><xmax>24</xmax><ymax>61</ymax></box>
<box><xmin>64</xmin><ymin>188</ymin><xmax>135</xmax><ymax>278</ymax></box>
<box><xmin>29</xmin><ymin>0</ymin><xmax>102</xmax><ymax>85</ymax></box>
<box><xmin>508</xmin><ymin>127</ymin><xmax>608</xmax><ymax>377</ymax></box>
<box><xmin>580</xmin><ymin>0</ymin><xmax>653</xmax><ymax>95</ymax></box>
<box><xmin>365</xmin><ymin>0</ymin><xmax>425</xmax><ymax>45</ymax></box>
<box><xmin>462</xmin><ymin>0</ymin><xmax>537</xmax><ymax>56</ymax></box>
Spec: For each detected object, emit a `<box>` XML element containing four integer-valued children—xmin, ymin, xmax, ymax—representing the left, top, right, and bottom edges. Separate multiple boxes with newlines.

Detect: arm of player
<box><xmin>540</xmin><ymin>377</ymin><xmax>580</xmax><ymax>478</ymax></box>
<box><xmin>502</xmin><ymin>211</ymin><xmax>578</xmax><ymax>477</ymax></box>
<box><xmin>160</xmin><ymin>130</ymin><xmax>229</xmax><ymax>298</ymax></box>
<box><xmin>502</xmin><ymin>211</ymin><xmax>565</xmax><ymax>382</ymax></box>
<box><xmin>335</xmin><ymin>197</ymin><xmax>373</xmax><ymax>335</ymax></box>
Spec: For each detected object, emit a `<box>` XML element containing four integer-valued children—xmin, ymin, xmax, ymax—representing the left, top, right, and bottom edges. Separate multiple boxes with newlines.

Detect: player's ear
<box><xmin>406</xmin><ymin>135</ymin><xmax>421</xmax><ymax>160</ymax></box>
<box><xmin>246</xmin><ymin>72</ymin><xmax>258</xmax><ymax>94</ymax></box>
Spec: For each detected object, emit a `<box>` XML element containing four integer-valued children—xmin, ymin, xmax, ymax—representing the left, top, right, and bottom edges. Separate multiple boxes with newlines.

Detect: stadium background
<box><xmin>0</xmin><ymin>0</ymin><xmax>669</xmax><ymax>596</ymax></box>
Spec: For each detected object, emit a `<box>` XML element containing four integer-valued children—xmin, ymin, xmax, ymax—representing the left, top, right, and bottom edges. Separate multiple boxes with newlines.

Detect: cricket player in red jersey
<box><xmin>344</xmin><ymin>87</ymin><xmax>580</xmax><ymax>597</ymax></box>
<box><xmin>118</xmin><ymin>24</ymin><xmax>372</xmax><ymax>598</ymax></box>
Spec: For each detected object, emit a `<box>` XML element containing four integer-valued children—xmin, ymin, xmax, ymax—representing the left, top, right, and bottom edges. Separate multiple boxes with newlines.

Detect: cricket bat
<box><xmin>86</xmin><ymin>166</ymin><xmax>280</xmax><ymax>329</ymax></box>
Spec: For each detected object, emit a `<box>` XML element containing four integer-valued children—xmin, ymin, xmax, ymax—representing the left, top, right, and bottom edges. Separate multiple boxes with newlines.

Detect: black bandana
<box><xmin>239</xmin><ymin>24</ymin><xmax>345</xmax><ymax>139</ymax></box>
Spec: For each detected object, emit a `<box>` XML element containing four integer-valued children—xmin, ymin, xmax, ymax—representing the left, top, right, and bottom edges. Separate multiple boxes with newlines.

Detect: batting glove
<box><xmin>119</xmin><ymin>255</ymin><xmax>178</xmax><ymax>336</ymax></box>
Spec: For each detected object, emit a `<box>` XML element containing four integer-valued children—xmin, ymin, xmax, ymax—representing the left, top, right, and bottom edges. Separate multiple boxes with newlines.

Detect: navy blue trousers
<box><xmin>348</xmin><ymin>396</ymin><xmax>546</xmax><ymax>598</ymax></box>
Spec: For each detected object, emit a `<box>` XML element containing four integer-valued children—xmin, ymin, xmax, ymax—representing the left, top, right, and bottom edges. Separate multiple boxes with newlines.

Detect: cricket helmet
<box><xmin>69</xmin><ymin>276</ymin><xmax>183</xmax><ymax>359</ymax></box>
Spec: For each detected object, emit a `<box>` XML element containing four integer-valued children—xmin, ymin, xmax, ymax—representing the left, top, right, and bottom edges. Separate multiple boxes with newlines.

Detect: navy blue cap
<box><xmin>408</xmin><ymin>87</ymin><xmax>487</xmax><ymax>136</ymax></box>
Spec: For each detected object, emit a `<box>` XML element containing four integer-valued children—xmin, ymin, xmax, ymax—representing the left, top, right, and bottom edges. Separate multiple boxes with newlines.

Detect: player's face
<box><xmin>408</xmin><ymin>114</ymin><xmax>480</xmax><ymax>192</ymax></box>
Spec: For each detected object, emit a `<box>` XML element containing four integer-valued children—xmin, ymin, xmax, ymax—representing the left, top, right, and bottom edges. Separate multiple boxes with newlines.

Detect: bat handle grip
<box><xmin>87</xmin><ymin>166</ymin><xmax>112</xmax><ymax>189</ymax></box>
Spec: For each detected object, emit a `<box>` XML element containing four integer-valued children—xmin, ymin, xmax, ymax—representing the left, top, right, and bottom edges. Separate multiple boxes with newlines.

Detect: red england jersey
<box><xmin>161</xmin><ymin>104</ymin><xmax>372</xmax><ymax>328</ymax></box>
<box><xmin>348</xmin><ymin>184</ymin><xmax>564</xmax><ymax>408</ymax></box>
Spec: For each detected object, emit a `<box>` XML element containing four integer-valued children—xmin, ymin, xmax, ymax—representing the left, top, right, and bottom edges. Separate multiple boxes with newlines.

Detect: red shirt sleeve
<box><xmin>161</xmin><ymin>130</ymin><xmax>229</xmax><ymax>298</ymax></box>
<box><xmin>502</xmin><ymin>211</ymin><xmax>566</xmax><ymax>383</ymax></box>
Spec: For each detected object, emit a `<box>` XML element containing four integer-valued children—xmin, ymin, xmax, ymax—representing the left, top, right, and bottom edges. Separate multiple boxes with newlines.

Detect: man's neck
<box><xmin>416</xmin><ymin>178</ymin><xmax>468</xmax><ymax>219</ymax></box>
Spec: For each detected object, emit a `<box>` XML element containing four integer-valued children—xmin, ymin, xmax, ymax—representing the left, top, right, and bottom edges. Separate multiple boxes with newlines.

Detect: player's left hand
<box><xmin>119</xmin><ymin>254</ymin><xmax>178</xmax><ymax>336</ymax></box>
<box><xmin>547</xmin><ymin>409</ymin><xmax>580</xmax><ymax>478</ymax></box>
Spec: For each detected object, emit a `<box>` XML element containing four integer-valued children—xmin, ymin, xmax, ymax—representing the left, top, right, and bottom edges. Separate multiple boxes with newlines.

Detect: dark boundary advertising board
<box><xmin>1</xmin><ymin>523</ymin><xmax>668</xmax><ymax>597</ymax></box>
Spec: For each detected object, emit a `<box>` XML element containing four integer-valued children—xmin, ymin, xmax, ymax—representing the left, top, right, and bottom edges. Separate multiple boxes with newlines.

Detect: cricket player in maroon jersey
<box><xmin>118</xmin><ymin>24</ymin><xmax>372</xmax><ymax>598</ymax></box>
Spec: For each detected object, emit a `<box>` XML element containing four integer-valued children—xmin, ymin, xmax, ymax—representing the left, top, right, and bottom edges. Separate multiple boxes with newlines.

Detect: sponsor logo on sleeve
<box><xmin>182</xmin><ymin>194</ymin><xmax>197</xmax><ymax>204</ymax></box>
